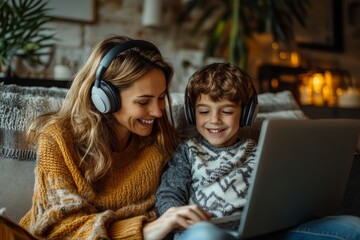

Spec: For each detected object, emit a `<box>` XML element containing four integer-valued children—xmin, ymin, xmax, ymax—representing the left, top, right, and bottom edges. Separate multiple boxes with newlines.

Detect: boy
<box><xmin>155</xmin><ymin>62</ymin><xmax>258</xmax><ymax>230</ymax></box>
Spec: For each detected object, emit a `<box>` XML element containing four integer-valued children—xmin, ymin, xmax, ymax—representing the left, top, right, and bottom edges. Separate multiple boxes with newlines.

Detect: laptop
<box><xmin>212</xmin><ymin>118</ymin><xmax>360</xmax><ymax>239</ymax></box>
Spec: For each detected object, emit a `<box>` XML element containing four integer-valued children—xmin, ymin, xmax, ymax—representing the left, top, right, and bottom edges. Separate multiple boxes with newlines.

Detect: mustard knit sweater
<box><xmin>19</xmin><ymin>124</ymin><xmax>165</xmax><ymax>240</ymax></box>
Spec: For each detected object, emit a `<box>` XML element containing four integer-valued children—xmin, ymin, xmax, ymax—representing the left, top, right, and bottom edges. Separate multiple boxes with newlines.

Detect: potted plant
<box><xmin>0</xmin><ymin>0</ymin><xmax>56</xmax><ymax>77</ymax></box>
<box><xmin>178</xmin><ymin>0</ymin><xmax>310</xmax><ymax>69</ymax></box>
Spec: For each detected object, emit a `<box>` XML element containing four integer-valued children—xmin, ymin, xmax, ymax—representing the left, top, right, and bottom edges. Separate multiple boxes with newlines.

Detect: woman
<box><xmin>19</xmin><ymin>35</ymin><xmax>210</xmax><ymax>240</ymax></box>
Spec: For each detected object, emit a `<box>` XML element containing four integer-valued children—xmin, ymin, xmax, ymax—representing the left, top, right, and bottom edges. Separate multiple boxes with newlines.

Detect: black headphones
<box><xmin>184</xmin><ymin>82</ymin><xmax>258</xmax><ymax>127</ymax></box>
<box><xmin>91</xmin><ymin>40</ymin><xmax>160</xmax><ymax>113</ymax></box>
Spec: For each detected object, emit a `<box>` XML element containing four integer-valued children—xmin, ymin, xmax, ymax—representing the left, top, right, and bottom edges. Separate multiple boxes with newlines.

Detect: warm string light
<box><xmin>290</xmin><ymin>52</ymin><xmax>300</xmax><ymax>67</ymax></box>
<box><xmin>299</xmin><ymin>77</ymin><xmax>312</xmax><ymax>105</ymax></box>
<box><xmin>324</xmin><ymin>71</ymin><xmax>337</xmax><ymax>106</ymax></box>
<box><xmin>271</xmin><ymin>42</ymin><xmax>300</xmax><ymax>67</ymax></box>
<box><xmin>311</xmin><ymin>73</ymin><xmax>325</xmax><ymax>106</ymax></box>
<box><xmin>299</xmin><ymin>71</ymin><xmax>339</xmax><ymax>106</ymax></box>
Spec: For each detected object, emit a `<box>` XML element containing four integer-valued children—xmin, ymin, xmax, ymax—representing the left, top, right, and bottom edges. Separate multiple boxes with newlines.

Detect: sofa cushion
<box><xmin>257</xmin><ymin>90</ymin><xmax>301</xmax><ymax>113</ymax></box>
<box><xmin>0</xmin><ymin>84</ymin><xmax>67</xmax><ymax>160</ymax></box>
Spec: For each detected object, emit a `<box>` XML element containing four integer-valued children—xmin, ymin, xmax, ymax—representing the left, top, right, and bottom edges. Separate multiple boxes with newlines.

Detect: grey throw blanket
<box><xmin>0</xmin><ymin>83</ymin><xmax>67</xmax><ymax>160</ymax></box>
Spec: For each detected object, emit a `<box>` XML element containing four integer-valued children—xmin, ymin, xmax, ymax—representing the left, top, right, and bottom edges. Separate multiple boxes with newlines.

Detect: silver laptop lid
<box><xmin>239</xmin><ymin>119</ymin><xmax>360</xmax><ymax>239</ymax></box>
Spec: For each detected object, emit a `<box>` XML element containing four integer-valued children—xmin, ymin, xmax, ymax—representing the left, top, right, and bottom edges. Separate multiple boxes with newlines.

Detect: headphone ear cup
<box><xmin>240</xmin><ymin>102</ymin><xmax>250</xmax><ymax>127</ymax></box>
<box><xmin>92</xmin><ymin>40</ymin><xmax>159</xmax><ymax>113</ymax></box>
<box><xmin>184</xmin><ymin>88</ymin><xmax>196</xmax><ymax>125</ymax></box>
<box><xmin>240</xmin><ymin>97</ymin><xmax>258</xmax><ymax>127</ymax></box>
<box><xmin>91</xmin><ymin>80</ymin><xmax>120</xmax><ymax>113</ymax></box>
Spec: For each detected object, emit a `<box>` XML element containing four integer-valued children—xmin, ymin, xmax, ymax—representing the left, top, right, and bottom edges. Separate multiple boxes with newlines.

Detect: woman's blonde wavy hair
<box><xmin>28</xmin><ymin>35</ymin><xmax>180</xmax><ymax>184</ymax></box>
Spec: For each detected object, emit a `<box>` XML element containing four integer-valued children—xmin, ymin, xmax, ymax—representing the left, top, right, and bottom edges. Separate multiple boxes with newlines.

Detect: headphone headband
<box><xmin>95</xmin><ymin>40</ymin><xmax>159</xmax><ymax>87</ymax></box>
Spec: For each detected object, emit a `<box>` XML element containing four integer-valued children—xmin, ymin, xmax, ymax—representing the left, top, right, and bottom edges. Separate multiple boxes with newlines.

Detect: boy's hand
<box><xmin>143</xmin><ymin>205</ymin><xmax>211</xmax><ymax>240</ymax></box>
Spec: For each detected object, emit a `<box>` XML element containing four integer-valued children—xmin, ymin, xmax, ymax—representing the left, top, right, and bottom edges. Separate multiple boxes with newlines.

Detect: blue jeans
<box><xmin>179</xmin><ymin>215</ymin><xmax>360</xmax><ymax>240</ymax></box>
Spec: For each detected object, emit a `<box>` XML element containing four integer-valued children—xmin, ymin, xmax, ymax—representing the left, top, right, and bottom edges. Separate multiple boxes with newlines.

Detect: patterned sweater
<box><xmin>19</xmin><ymin>123</ymin><xmax>165</xmax><ymax>240</ymax></box>
<box><xmin>155</xmin><ymin>137</ymin><xmax>257</xmax><ymax>218</ymax></box>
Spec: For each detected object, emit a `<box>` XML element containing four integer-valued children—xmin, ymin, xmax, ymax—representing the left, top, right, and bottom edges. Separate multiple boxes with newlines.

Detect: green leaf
<box><xmin>0</xmin><ymin>0</ymin><xmax>56</xmax><ymax>70</ymax></box>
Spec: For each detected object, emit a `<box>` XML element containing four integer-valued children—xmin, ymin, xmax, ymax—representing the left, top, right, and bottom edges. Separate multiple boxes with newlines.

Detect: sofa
<box><xmin>0</xmin><ymin>83</ymin><xmax>359</xmax><ymax>224</ymax></box>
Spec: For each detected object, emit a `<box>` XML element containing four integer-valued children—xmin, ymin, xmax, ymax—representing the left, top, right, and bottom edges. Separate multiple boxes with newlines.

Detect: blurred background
<box><xmin>1</xmin><ymin>0</ymin><xmax>360</xmax><ymax>111</ymax></box>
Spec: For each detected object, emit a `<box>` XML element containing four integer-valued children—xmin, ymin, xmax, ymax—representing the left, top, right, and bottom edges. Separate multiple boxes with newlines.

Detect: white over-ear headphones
<box><xmin>91</xmin><ymin>40</ymin><xmax>160</xmax><ymax>113</ymax></box>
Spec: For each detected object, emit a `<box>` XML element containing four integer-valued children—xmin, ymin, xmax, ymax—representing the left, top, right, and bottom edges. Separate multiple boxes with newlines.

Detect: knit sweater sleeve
<box><xmin>19</xmin><ymin>128</ymin><xmax>147</xmax><ymax>240</ymax></box>
<box><xmin>155</xmin><ymin>142</ymin><xmax>191</xmax><ymax>215</ymax></box>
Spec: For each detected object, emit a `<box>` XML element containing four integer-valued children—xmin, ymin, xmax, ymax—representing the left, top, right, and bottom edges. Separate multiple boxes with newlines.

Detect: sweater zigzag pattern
<box><xmin>187</xmin><ymin>138</ymin><xmax>257</xmax><ymax>218</ymax></box>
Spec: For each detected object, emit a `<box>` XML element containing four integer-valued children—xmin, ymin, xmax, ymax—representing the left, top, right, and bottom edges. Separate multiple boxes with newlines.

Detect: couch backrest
<box><xmin>1</xmin><ymin>84</ymin><xmax>307</xmax><ymax>161</ymax></box>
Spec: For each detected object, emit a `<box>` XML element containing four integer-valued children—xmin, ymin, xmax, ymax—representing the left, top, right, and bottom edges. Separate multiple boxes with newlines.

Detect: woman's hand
<box><xmin>142</xmin><ymin>205</ymin><xmax>211</xmax><ymax>240</ymax></box>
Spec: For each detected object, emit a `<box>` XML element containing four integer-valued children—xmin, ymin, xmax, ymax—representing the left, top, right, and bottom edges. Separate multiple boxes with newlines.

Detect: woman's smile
<box><xmin>140</xmin><ymin>118</ymin><xmax>155</xmax><ymax>125</ymax></box>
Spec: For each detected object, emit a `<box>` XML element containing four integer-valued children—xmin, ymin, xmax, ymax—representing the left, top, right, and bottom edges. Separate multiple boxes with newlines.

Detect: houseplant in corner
<box><xmin>178</xmin><ymin>0</ymin><xmax>310</xmax><ymax>69</ymax></box>
<box><xmin>0</xmin><ymin>0</ymin><xmax>56</xmax><ymax>78</ymax></box>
